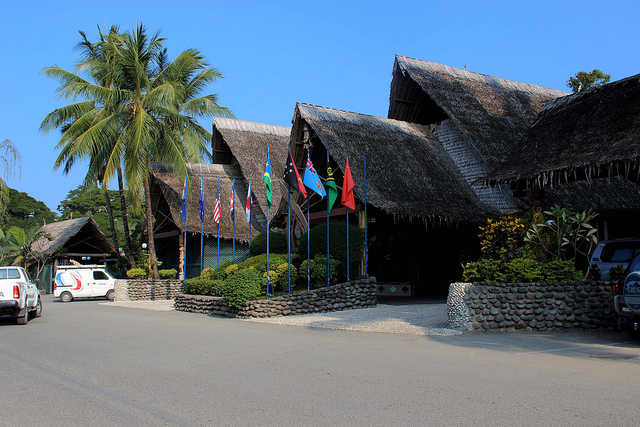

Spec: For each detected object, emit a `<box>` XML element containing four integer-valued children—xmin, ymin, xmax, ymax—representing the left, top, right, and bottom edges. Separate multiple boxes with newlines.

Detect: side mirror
<box><xmin>34</xmin><ymin>278</ymin><xmax>40</xmax><ymax>283</ymax></box>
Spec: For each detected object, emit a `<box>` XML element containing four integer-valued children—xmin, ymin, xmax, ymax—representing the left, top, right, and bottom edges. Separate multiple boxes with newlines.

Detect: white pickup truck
<box><xmin>0</xmin><ymin>266</ymin><xmax>42</xmax><ymax>325</ymax></box>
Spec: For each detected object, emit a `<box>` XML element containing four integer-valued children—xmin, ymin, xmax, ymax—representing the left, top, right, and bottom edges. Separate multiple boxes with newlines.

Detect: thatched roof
<box><xmin>212</xmin><ymin>117</ymin><xmax>290</xmax><ymax>212</ymax></box>
<box><xmin>541</xmin><ymin>176</ymin><xmax>640</xmax><ymax>212</ymax></box>
<box><xmin>488</xmin><ymin>73</ymin><xmax>640</xmax><ymax>186</ymax></box>
<box><xmin>290</xmin><ymin>103</ymin><xmax>494</xmax><ymax>224</ymax></box>
<box><xmin>32</xmin><ymin>217</ymin><xmax>116</xmax><ymax>256</ymax></box>
<box><xmin>150</xmin><ymin>163</ymin><xmax>260</xmax><ymax>243</ymax></box>
<box><xmin>388</xmin><ymin>56</ymin><xmax>568</xmax><ymax>170</ymax></box>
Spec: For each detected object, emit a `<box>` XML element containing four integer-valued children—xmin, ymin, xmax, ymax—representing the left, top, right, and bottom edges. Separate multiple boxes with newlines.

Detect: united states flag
<box><xmin>213</xmin><ymin>186</ymin><xmax>221</xmax><ymax>224</ymax></box>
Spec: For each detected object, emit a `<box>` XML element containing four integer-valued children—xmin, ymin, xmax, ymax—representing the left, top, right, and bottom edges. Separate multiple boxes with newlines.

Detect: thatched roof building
<box><xmin>32</xmin><ymin>217</ymin><xmax>116</xmax><ymax>258</ymax></box>
<box><xmin>488</xmin><ymin>73</ymin><xmax>640</xmax><ymax>187</ymax></box>
<box><xmin>212</xmin><ymin>117</ymin><xmax>290</xmax><ymax>213</ymax></box>
<box><xmin>388</xmin><ymin>56</ymin><xmax>568</xmax><ymax>169</ymax></box>
<box><xmin>290</xmin><ymin>103</ymin><xmax>493</xmax><ymax>224</ymax></box>
<box><xmin>150</xmin><ymin>163</ymin><xmax>259</xmax><ymax>243</ymax></box>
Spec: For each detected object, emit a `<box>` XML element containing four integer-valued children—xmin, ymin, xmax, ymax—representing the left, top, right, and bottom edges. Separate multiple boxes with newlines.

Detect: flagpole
<box><xmin>200</xmin><ymin>177</ymin><xmax>204</xmax><ymax>273</ymax></box>
<box><xmin>232</xmin><ymin>178</ymin><xmax>236</xmax><ymax>263</ymax></box>
<box><xmin>266</xmin><ymin>204</ymin><xmax>270</xmax><ymax>300</ymax></box>
<box><xmin>248</xmin><ymin>180</ymin><xmax>252</xmax><ymax>244</ymax></box>
<box><xmin>364</xmin><ymin>155</ymin><xmax>368</xmax><ymax>278</ymax></box>
<box><xmin>265</xmin><ymin>142</ymin><xmax>271</xmax><ymax>300</ymax></box>
<box><xmin>183</xmin><ymin>174</ymin><xmax>188</xmax><ymax>280</ymax></box>
<box><xmin>307</xmin><ymin>194</ymin><xmax>310</xmax><ymax>291</ymax></box>
<box><xmin>326</xmin><ymin>151</ymin><xmax>330</xmax><ymax>287</ymax></box>
<box><xmin>346</xmin><ymin>154</ymin><xmax>350</xmax><ymax>283</ymax></box>
<box><xmin>217</xmin><ymin>177</ymin><xmax>220</xmax><ymax>269</ymax></box>
<box><xmin>287</xmin><ymin>189</ymin><xmax>291</xmax><ymax>294</ymax></box>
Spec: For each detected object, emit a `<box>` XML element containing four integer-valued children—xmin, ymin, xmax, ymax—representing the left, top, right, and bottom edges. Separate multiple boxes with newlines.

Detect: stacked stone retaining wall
<box><xmin>114</xmin><ymin>279</ymin><xmax>183</xmax><ymax>301</ymax></box>
<box><xmin>448</xmin><ymin>281</ymin><xmax>617</xmax><ymax>332</ymax></box>
<box><xmin>175</xmin><ymin>279</ymin><xmax>377</xmax><ymax>318</ymax></box>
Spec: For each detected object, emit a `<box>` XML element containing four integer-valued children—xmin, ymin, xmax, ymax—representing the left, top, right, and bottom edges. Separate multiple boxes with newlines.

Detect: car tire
<box><xmin>17</xmin><ymin>309</ymin><xmax>28</xmax><ymax>325</ymax></box>
<box><xmin>60</xmin><ymin>292</ymin><xmax>73</xmax><ymax>303</ymax></box>
<box><xmin>105</xmin><ymin>290</ymin><xmax>114</xmax><ymax>301</ymax></box>
<box><xmin>31</xmin><ymin>298</ymin><xmax>42</xmax><ymax>318</ymax></box>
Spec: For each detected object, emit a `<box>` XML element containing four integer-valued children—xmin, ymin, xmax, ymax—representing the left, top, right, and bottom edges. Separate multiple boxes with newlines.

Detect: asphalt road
<box><xmin>2</xmin><ymin>295</ymin><xmax>639</xmax><ymax>426</ymax></box>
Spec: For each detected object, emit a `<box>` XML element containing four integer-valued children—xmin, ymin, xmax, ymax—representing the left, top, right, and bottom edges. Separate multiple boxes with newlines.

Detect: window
<box><xmin>601</xmin><ymin>242</ymin><xmax>640</xmax><ymax>263</ymax></box>
<box><xmin>93</xmin><ymin>271</ymin><xmax>109</xmax><ymax>280</ymax></box>
<box><xmin>8</xmin><ymin>268</ymin><xmax>20</xmax><ymax>279</ymax></box>
<box><xmin>0</xmin><ymin>269</ymin><xmax>6</xmax><ymax>279</ymax></box>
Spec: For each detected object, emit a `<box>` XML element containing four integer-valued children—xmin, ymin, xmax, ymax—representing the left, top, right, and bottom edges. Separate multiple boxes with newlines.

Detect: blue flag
<box><xmin>303</xmin><ymin>154</ymin><xmax>326</xmax><ymax>198</ymax></box>
<box><xmin>180</xmin><ymin>173</ymin><xmax>188</xmax><ymax>222</ymax></box>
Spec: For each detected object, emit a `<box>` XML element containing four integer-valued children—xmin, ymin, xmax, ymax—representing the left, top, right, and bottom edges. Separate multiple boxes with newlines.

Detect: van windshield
<box><xmin>600</xmin><ymin>242</ymin><xmax>640</xmax><ymax>263</ymax></box>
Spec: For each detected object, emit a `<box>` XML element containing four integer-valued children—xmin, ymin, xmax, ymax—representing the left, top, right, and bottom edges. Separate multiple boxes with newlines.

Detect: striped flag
<box><xmin>229</xmin><ymin>180</ymin><xmax>235</xmax><ymax>220</ymax></box>
<box><xmin>213</xmin><ymin>185</ymin><xmax>221</xmax><ymax>224</ymax></box>
<box><xmin>245</xmin><ymin>180</ymin><xmax>252</xmax><ymax>223</ymax></box>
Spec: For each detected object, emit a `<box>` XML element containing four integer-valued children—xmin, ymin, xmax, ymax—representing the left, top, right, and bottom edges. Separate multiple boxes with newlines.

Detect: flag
<box><xmin>341</xmin><ymin>157</ymin><xmax>355</xmax><ymax>210</ymax></box>
<box><xmin>229</xmin><ymin>179</ymin><xmax>235</xmax><ymax>220</ymax></box>
<box><xmin>180</xmin><ymin>173</ymin><xmax>188</xmax><ymax>222</ymax></box>
<box><xmin>283</xmin><ymin>150</ymin><xmax>308</xmax><ymax>197</ymax></box>
<box><xmin>263</xmin><ymin>150</ymin><xmax>272</xmax><ymax>208</ymax></box>
<box><xmin>199</xmin><ymin>177</ymin><xmax>205</xmax><ymax>223</ymax></box>
<box><xmin>245</xmin><ymin>180</ymin><xmax>252</xmax><ymax>223</ymax></box>
<box><xmin>213</xmin><ymin>184</ymin><xmax>221</xmax><ymax>224</ymax></box>
<box><xmin>303</xmin><ymin>154</ymin><xmax>326</xmax><ymax>198</ymax></box>
<box><xmin>326</xmin><ymin>159</ymin><xmax>338</xmax><ymax>213</ymax></box>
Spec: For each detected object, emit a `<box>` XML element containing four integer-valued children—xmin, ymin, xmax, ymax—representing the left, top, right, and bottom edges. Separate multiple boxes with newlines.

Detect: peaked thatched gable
<box><xmin>32</xmin><ymin>217</ymin><xmax>115</xmax><ymax>257</ymax></box>
<box><xmin>212</xmin><ymin>117</ymin><xmax>290</xmax><ymax>212</ymax></box>
<box><xmin>488</xmin><ymin>73</ymin><xmax>640</xmax><ymax>186</ymax></box>
<box><xmin>389</xmin><ymin>56</ymin><xmax>568</xmax><ymax>170</ymax></box>
<box><xmin>291</xmin><ymin>103</ymin><xmax>494</xmax><ymax>224</ymax></box>
<box><xmin>150</xmin><ymin>163</ymin><xmax>260</xmax><ymax>243</ymax></box>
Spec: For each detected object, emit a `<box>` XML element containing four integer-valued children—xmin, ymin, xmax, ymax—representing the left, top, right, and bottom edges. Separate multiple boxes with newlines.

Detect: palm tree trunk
<box><xmin>102</xmin><ymin>183</ymin><xmax>119</xmax><ymax>253</ymax></box>
<box><xmin>117</xmin><ymin>165</ymin><xmax>136</xmax><ymax>268</ymax></box>
<box><xmin>144</xmin><ymin>174</ymin><xmax>160</xmax><ymax>280</ymax></box>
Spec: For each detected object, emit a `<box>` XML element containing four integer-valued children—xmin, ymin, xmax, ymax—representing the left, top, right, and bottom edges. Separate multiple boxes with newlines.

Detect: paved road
<box><xmin>2</xmin><ymin>295</ymin><xmax>639</xmax><ymax>426</ymax></box>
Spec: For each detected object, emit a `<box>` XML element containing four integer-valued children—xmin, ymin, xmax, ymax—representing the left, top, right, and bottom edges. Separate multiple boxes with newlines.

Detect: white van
<box><xmin>54</xmin><ymin>265</ymin><xmax>116</xmax><ymax>302</ymax></box>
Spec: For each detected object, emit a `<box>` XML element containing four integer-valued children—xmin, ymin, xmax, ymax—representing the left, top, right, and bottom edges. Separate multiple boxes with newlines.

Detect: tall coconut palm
<box><xmin>42</xmin><ymin>24</ymin><xmax>232</xmax><ymax>279</ymax></box>
<box><xmin>41</xmin><ymin>26</ymin><xmax>135</xmax><ymax>268</ymax></box>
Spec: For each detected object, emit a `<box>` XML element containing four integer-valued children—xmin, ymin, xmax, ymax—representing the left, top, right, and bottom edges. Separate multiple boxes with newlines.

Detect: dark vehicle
<box><xmin>614</xmin><ymin>254</ymin><xmax>640</xmax><ymax>340</ymax></box>
<box><xmin>590</xmin><ymin>238</ymin><xmax>640</xmax><ymax>281</ymax></box>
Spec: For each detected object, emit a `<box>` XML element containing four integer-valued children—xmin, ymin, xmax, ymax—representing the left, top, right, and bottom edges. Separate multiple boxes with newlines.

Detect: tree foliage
<box><xmin>2</xmin><ymin>188</ymin><xmax>56</xmax><ymax>231</ymax></box>
<box><xmin>567</xmin><ymin>69</ymin><xmax>611</xmax><ymax>93</ymax></box>
<box><xmin>0</xmin><ymin>226</ymin><xmax>54</xmax><ymax>279</ymax></box>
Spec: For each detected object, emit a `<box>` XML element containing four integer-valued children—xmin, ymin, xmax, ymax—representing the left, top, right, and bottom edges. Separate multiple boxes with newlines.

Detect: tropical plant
<box><xmin>0</xmin><ymin>226</ymin><xmax>54</xmax><ymax>279</ymax></box>
<box><xmin>524</xmin><ymin>205</ymin><xmax>598</xmax><ymax>264</ymax></box>
<box><xmin>478</xmin><ymin>212</ymin><xmax>527</xmax><ymax>261</ymax></box>
<box><xmin>41</xmin><ymin>24</ymin><xmax>232</xmax><ymax>279</ymax></box>
<box><xmin>249</xmin><ymin>231</ymin><xmax>288</xmax><ymax>255</ymax></box>
<box><xmin>222</xmin><ymin>268</ymin><xmax>261</xmax><ymax>309</ymax></box>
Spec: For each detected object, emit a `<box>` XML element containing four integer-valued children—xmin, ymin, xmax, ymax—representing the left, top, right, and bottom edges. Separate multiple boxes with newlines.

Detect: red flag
<box><xmin>341</xmin><ymin>157</ymin><xmax>355</xmax><ymax>210</ymax></box>
<box><xmin>213</xmin><ymin>185</ymin><xmax>221</xmax><ymax>224</ymax></box>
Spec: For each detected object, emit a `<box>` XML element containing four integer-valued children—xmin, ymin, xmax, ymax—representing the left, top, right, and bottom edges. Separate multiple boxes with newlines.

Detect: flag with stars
<box><xmin>303</xmin><ymin>152</ymin><xmax>326</xmax><ymax>198</ymax></box>
<box><xmin>283</xmin><ymin>150</ymin><xmax>308</xmax><ymax>197</ymax></box>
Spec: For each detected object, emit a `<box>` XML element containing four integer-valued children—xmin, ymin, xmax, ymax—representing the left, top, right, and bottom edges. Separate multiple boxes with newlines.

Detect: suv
<box><xmin>589</xmin><ymin>238</ymin><xmax>640</xmax><ymax>281</ymax></box>
<box><xmin>614</xmin><ymin>254</ymin><xmax>640</xmax><ymax>340</ymax></box>
<box><xmin>0</xmin><ymin>266</ymin><xmax>42</xmax><ymax>325</ymax></box>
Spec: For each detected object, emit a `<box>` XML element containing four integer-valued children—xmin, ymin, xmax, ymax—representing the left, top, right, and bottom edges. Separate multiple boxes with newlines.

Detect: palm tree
<box><xmin>0</xmin><ymin>139</ymin><xmax>21</xmax><ymax>223</ymax></box>
<box><xmin>0</xmin><ymin>226</ymin><xmax>53</xmax><ymax>279</ymax></box>
<box><xmin>41</xmin><ymin>26</ymin><xmax>134</xmax><ymax>267</ymax></box>
<box><xmin>42</xmin><ymin>24</ymin><xmax>232</xmax><ymax>279</ymax></box>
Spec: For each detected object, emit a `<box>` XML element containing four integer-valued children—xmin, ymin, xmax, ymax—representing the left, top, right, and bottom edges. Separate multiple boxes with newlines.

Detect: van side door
<box><xmin>90</xmin><ymin>270</ymin><xmax>112</xmax><ymax>297</ymax></box>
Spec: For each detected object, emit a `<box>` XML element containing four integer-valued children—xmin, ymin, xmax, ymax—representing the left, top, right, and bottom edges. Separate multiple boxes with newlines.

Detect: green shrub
<box><xmin>298</xmin><ymin>221</ymin><xmax>364</xmax><ymax>282</ymax></box>
<box><xmin>273</xmin><ymin>263</ymin><xmax>297</xmax><ymax>292</ymax></box>
<box><xmin>463</xmin><ymin>257</ymin><xmax>583</xmax><ymax>283</ymax></box>
<box><xmin>217</xmin><ymin>260</ymin><xmax>234</xmax><ymax>274</ymax></box>
<box><xmin>238</xmin><ymin>253</ymin><xmax>290</xmax><ymax>274</ymax></box>
<box><xmin>588</xmin><ymin>264</ymin><xmax>602</xmax><ymax>280</ymax></box>
<box><xmin>158</xmin><ymin>269</ymin><xmax>177</xmax><ymax>279</ymax></box>
<box><xmin>224</xmin><ymin>264</ymin><xmax>239</xmax><ymax>277</ymax></box>
<box><xmin>200</xmin><ymin>268</ymin><xmax>218</xmax><ymax>280</ymax></box>
<box><xmin>127</xmin><ymin>268</ymin><xmax>147</xmax><ymax>279</ymax></box>
<box><xmin>299</xmin><ymin>254</ymin><xmax>339</xmax><ymax>288</ymax></box>
<box><xmin>250</xmin><ymin>231</ymin><xmax>288</xmax><ymax>256</ymax></box>
<box><xmin>184</xmin><ymin>278</ymin><xmax>223</xmax><ymax>296</ymax></box>
<box><xmin>222</xmin><ymin>269</ymin><xmax>262</xmax><ymax>309</ymax></box>
<box><xmin>608</xmin><ymin>264</ymin><xmax>626</xmax><ymax>281</ymax></box>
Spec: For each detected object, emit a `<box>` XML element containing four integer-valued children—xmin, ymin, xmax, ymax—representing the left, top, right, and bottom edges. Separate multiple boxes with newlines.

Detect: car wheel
<box><xmin>60</xmin><ymin>292</ymin><xmax>73</xmax><ymax>303</ymax></box>
<box><xmin>31</xmin><ymin>298</ymin><xmax>42</xmax><ymax>318</ymax></box>
<box><xmin>105</xmin><ymin>290</ymin><xmax>114</xmax><ymax>301</ymax></box>
<box><xmin>17</xmin><ymin>309</ymin><xmax>28</xmax><ymax>325</ymax></box>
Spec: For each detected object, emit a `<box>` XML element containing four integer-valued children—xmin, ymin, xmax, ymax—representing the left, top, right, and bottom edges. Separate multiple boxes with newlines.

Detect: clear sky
<box><xmin>1</xmin><ymin>0</ymin><xmax>639</xmax><ymax>213</ymax></box>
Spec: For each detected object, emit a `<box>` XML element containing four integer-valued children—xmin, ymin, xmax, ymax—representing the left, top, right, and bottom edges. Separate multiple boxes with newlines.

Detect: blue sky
<box><xmin>1</xmin><ymin>0</ymin><xmax>639</xmax><ymax>213</ymax></box>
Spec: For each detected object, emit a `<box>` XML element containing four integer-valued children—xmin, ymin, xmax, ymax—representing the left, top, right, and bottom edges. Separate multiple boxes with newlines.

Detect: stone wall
<box><xmin>175</xmin><ymin>279</ymin><xmax>377</xmax><ymax>318</ymax></box>
<box><xmin>114</xmin><ymin>279</ymin><xmax>184</xmax><ymax>301</ymax></box>
<box><xmin>448</xmin><ymin>281</ymin><xmax>617</xmax><ymax>332</ymax></box>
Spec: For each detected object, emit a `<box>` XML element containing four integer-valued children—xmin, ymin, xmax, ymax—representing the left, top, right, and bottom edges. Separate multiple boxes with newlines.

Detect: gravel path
<box><xmin>101</xmin><ymin>300</ymin><xmax>462</xmax><ymax>336</ymax></box>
